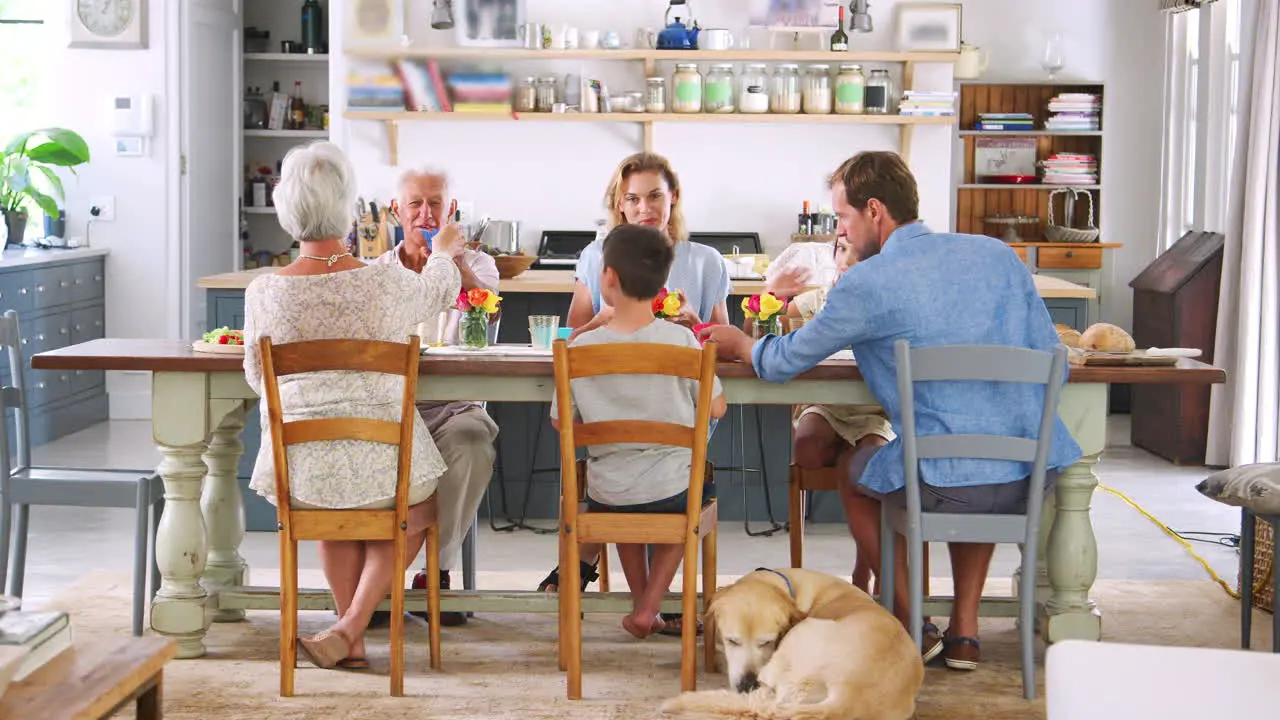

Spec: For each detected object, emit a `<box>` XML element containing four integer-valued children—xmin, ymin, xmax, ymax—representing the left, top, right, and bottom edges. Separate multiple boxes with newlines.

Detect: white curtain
<box><xmin>1205</xmin><ymin>0</ymin><xmax>1280</xmax><ymax>467</ymax></box>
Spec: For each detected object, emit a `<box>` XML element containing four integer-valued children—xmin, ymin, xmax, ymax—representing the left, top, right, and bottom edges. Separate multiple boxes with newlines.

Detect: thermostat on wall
<box><xmin>114</xmin><ymin>137</ymin><xmax>144</xmax><ymax>157</ymax></box>
<box><xmin>112</xmin><ymin>94</ymin><xmax>153</xmax><ymax>137</ymax></box>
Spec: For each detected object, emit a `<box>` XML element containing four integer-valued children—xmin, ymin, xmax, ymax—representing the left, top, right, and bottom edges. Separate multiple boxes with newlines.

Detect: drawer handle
<box><xmin>59</xmin><ymin>280</ymin><xmax>68</xmax><ymax>288</ymax></box>
<box><xmin>94</xmin><ymin>274</ymin><xmax>103</xmax><ymax>282</ymax></box>
<box><xmin>74</xmin><ymin>278</ymin><xmax>83</xmax><ymax>285</ymax></box>
<box><xmin>59</xmin><ymin>328</ymin><xmax>68</xmax><ymax>335</ymax></box>
<box><xmin>36</xmin><ymin>333</ymin><xmax>44</xmax><ymax>341</ymax></box>
<box><xmin>19</xmin><ymin>287</ymin><xmax>27</xmax><ymax>295</ymax></box>
<box><xmin>20</xmin><ymin>338</ymin><xmax>27</xmax><ymax>345</ymax></box>
<box><xmin>95</xmin><ymin>320</ymin><xmax>103</xmax><ymax>327</ymax></box>
<box><xmin>36</xmin><ymin>285</ymin><xmax>45</xmax><ymax>293</ymax></box>
<box><xmin>74</xmin><ymin>324</ymin><xmax>82</xmax><ymax>331</ymax></box>
<box><xmin>1066</xmin><ymin>251</ymin><xmax>1075</xmax><ymax>258</ymax></box>
<box><xmin>36</xmin><ymin>382</ymin><xmax>45</xmax><ymax>390</ymax></box>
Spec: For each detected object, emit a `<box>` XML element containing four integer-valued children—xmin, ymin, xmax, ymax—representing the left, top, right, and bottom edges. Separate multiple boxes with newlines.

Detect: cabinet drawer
<box><xmin>1014</xmin><ymin>247</ymin><xmax>1028</xmax><ymax>264</ymax></box>
<box><xmin>71</xmin><ymin>306</ymin><xmax>106</xmax><ymax>345</ymax></box>
<box><xmin>32</xmin><ymin>265</ymin><xmax>76</xmax><ymax>309</ymax></box>
<box><xmin>0</xmin><ymin>271</ymin><xmax>35</xmax><ymax>313</ymax></box>
<box><xmin>1038</xmin><ymin>247</ymin><xmax>1102</xmax><ymax>269</ymax></box>
<box><xmin>71</xmin><ymin>261</ymin><xmax>105</xmax><ymax>303</ymax></box>
<box><xmin>70</xmin><ymin>367</ymin><xmax>104</xmax><ymax>396</ymax></box>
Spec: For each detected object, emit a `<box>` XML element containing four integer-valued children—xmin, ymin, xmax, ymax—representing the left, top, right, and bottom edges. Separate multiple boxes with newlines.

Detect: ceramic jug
<box><xmin>955</xmin><ymin>42</ymin><xmax>990</xmax><ymax>80</ymax></box>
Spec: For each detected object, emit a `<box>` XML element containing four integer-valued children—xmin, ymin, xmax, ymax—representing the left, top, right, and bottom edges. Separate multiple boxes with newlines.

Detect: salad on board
<box><xmin>202</xmin><ymin>327</ymin><xmax>245</xmax><ymax>346</ymax></box>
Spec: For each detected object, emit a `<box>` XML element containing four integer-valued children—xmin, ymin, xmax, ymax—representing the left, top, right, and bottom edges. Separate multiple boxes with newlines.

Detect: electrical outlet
<box><xmin>89</xmin><ymin>196</ymin><xmax>115</xmax><ymax>222</ymax></box>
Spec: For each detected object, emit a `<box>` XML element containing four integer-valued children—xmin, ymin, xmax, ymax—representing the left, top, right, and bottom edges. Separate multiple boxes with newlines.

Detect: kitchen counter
<box><xmin>0</xmin><ymin>246</ymin><xmax>108</xmax><ymax>269</ymax></box>
<box><xmin>197</xmin><ymin>266</ymin><xmax>1097</xmax><ymax>299</ymax></box>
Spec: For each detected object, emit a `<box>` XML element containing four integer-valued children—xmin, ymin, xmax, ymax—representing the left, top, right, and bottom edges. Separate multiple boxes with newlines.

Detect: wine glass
<box><xmin>1041</xmin><ymin>32</ymin><xmax>1066</xmax><ymax>81</ymax></box>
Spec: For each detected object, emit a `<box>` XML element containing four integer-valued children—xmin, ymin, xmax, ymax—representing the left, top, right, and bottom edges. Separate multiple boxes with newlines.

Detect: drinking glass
<box><xmin>417</xmin><ymin>310</ymin><xmax>453</xmax><ymax>348</ymax></box>
<box><xmin>1041</xmin><ymin>32</ymin><xmax>1065</xmax><ymax>81</ymax></box>
<box><xmin>529</xmin><ymin>315</ymin><xmax>560</xmax><ymax>349</ymax></box>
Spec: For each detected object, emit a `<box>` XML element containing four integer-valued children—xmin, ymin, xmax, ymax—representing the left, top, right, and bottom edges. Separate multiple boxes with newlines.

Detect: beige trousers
<box><xmin>419</xmin><ymin>401</ymin><xmax>499</xmax><ymax>570</ymax></box>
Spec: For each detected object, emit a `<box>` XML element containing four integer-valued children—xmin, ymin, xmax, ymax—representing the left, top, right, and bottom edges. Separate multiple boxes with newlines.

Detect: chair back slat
<box><xmin>267</xmin><ymin>338</ymin><xmax>415</xmax><ymax>377</ymax></box>
<box><xmin>1</xmin><ymin>311</ymin><xmax>32</xmax><ymax>470</ymax></box>
<box><xmin>915</xmin><ymin>434</ymin><xmax>1040</xmax><ymax>463</ymax></box>
<box><xmin>565</xmin><ymin>343</ymin><xmax>704</xmax><ymax>380</ymax></box>
<box><xmin>281</xmin><ymin>418</ymin><xmax>402</xmax><ymax>446</ymax></box>
<box><xmin>259</xmin><ymin>335</ymin><xmax>422</xmax><ymax>532</ymax></box>
<box><xmin>906</xmin><ymin>345</ymin><xmax>1055</xmax><ymax>384</ymax></box>
<box><xmin>575</xmin><ymin>420</ymin><xmax>696</xmax><ymax>449</ymax></box>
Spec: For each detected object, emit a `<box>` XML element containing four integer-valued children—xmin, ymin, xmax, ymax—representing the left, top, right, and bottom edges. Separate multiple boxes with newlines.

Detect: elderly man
<box><xmin>370</xmin><ymin>166</ymin><xmax>500</xmax><ymax>627</ymax></box>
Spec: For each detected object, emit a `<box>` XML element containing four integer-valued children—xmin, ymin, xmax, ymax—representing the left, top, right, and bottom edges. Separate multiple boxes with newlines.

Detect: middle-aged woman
<box><xmin>537</xmin><ymin>152</ymin><xmax>730</xmax><ymax>637</ymax></box>
<box><xmin>242</xmin><ymin>141</ymin><xmax>464</xmax><ymax>670</ymax></box>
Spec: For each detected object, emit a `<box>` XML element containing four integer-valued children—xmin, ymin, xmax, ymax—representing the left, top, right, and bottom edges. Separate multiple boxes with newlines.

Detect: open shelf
<box><xmin>242</xmin><ymin>206</ymin><xmax>277</xmax><ymax>215</ymax></box>
<box><xmin>958</xmin><ymin>184</ymin><xmax>1102</xmax><ymax>190</ymax></box>
<box><xmin>344</xmin><ymin>47</ymin><xmax>958</xmax><ymax>64</ymax></box>
<box><xmin>344</xmin><ymin>110</ymin><xmax>955</xmax><ymax>125</ymax></box>
<box><xmin>244</xmin><ymin>53</ymin><xmax>329</xmax><ymax>62</ymax></box>
<box><xmin>244</xmin><ymin>129</ymin><xmax>329</xmax><ymax>138</ymax></box>
<box><xmin>958</xmin><ymin>130</ymin><xmax>1103</xmax><ymax>137</ymax></box>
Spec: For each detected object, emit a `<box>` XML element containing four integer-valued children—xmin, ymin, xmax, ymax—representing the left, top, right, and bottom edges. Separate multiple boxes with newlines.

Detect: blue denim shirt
<box><xmin>576</xmin><ymin>237</ymin><xmax>732</xmax><ymax>320</ymax></box>
<box><xmin>752</xmin><ymin>222</ymin><xmax>1082</xmax><ymax>494</ymax></box>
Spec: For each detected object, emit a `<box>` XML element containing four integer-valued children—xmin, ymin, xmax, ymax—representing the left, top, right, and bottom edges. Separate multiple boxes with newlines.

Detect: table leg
<box><xmin>150</xmin><ymin>441</ymin><xmax>212</xmax><ymax>658</ymax></box>
<box><xmin>137</xmin><ymin>672</ymin><xmax>162</xmax><ymax>720</ymax></box>
<box><xmin>202</xmin><ymin>402</ymin><xmax>249</xmax><ymax>622</ymax></box>
<box><xmin>1040</xmin><ymin>452</ymin><xmax>1102</xmax><ymax>642</ymax></box>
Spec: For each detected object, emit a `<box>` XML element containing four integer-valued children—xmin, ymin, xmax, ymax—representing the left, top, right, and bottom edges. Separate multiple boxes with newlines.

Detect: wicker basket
<box><xmin>1045</xmin><ymin>187</ymin><xmax>1101</xmax><ymax>243</ymax></box>
<box><xmin>1245</xmin><ymin>518</ymin><xmax>1275</xmax><ymax>613</ymax></box>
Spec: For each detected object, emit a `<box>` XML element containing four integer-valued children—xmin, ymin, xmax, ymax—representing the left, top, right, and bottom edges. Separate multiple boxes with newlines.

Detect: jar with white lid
<box><xmin>771</xmin><ymin>64</ymin><xmax>802</xmax><ymax>114</ymax></box>
<box><xmin>834</xmin><ymin>64</ymin><xmax>866</xmax><ymax>114</ymax></box>
<box><xmin>803</xmin><ymin>64</ymin><xmax>833</xmax><ymax>114</ymax></box>
<box><xmin>865</xmin><ymin>69</ymin><xmax>893</xmax><ymax>114</ymax></box>
<box><xmin>672</xmin><ymin>63</ymin><xmax>703</xmax><ymax>113</ymax></box>
<box><xmin>738</xmin><ymin>63</ymin><xmax>770</xmax><ymax>114</ymax></box>
<box><xmin>535</xmin><ymin>76</ymin><xmax>559</xmax><ymax>112</ymax></box>
<box><xmin>704</xmin><ymin>64</ymin><xmax>736</xmax><ymax>113</ymax></box>
<box><xmin>645</xmin><ymin>77</ymin><xmax>667</xmax><ymax>113</ymax></box>
<box><xmin>515</xmin><ymin>76</ymin><xmax>538</xmax><ymax>113</ymax></box>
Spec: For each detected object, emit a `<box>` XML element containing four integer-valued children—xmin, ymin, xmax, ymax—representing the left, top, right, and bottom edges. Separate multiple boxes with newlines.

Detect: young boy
<box><xmin>551</xmin><ymin>224</ymin><xmax>728</xmax><ymax>639</ymax></box>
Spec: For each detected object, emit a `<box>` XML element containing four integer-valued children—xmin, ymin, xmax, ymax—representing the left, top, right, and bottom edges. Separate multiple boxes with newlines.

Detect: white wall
<box><xmin>46</xmin><ymin>2</ymin><xmax>179</xmax><ymax>419</ymax></box>
<box><xmin>334</xmin><ymin>0</ymin><xmax>1167</xmax><ymax>332</ymax></box>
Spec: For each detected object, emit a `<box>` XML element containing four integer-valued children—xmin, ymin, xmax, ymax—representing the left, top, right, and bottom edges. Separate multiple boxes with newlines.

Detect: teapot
<box><xmin>657</xmin><ymin>0</ymin><xmax>699</xmax><ymax>50</ymax></box>
<box><xmin>955</xmin><ymin>42</ymin><xmax>990</xmax><ymax>80</ymax></box>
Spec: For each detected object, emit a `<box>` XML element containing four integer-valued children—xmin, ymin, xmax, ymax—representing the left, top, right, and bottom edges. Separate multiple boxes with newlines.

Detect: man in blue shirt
<box><xmin>702</xmin><ymin>151</ymin><xmax>1081</xmax><ymax>671</ymax></box>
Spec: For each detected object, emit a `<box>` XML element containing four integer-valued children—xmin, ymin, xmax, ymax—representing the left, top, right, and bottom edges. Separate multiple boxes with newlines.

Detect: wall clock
<box><xmin>69</xmin><ymin>0</ymin><xmax>148</xmax><ymax>49</ymax></box>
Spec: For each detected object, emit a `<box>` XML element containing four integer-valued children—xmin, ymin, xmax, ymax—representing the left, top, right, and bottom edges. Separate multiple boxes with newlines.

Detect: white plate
<box><xmin>424</xmin><ymin>344</ymin><xmax>552</xmax><ymax>357</ymax></box>
<box><xmin>192</xmin><ymin>341</ymin><xmax>246</xmax><ymax>355</ymax></box>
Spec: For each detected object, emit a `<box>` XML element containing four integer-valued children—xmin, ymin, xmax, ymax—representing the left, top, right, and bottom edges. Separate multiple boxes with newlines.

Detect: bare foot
<box><xmin>622</xmin><ymin>613</ymin><xmax>665</xmax><ymax>639</ymax></box>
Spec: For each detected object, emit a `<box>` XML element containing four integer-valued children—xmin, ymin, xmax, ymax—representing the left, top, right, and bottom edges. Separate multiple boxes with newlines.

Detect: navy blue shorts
<box><xmin>587</xmin><ymin>480</ymin><xmax>717</xmax><ymax>514</ymax></box>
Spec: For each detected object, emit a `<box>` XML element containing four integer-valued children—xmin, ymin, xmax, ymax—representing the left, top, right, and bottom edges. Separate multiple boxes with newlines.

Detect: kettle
<box><xmin>657</xmin><ymin>0</ymin><xmax>699</xmax><ymax>50</ymax></box>
<box><xmin>955</xmin><ymin>42</ymin><xmax>990</xmax><ymax>80</ymax></box>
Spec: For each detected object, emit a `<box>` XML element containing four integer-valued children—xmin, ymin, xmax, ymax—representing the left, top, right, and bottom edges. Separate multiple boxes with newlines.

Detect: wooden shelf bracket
<box><xmin>385</xmin><ymin>120</ymin><xmax>399</xmax><ymax>166</ymax></box>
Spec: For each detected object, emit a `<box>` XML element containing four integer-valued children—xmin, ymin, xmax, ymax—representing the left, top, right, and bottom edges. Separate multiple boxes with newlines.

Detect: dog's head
<box><xmin>707</xmin><ymin>576</ymin><xmax>806</xmax><ymax>693</ymax></box>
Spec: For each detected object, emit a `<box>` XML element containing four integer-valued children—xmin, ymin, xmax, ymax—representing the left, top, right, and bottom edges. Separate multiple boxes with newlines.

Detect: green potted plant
<box><xmin>1</xmin><ymin>128</ymin><xmax>90</xmax><ymax>247</ymax></box>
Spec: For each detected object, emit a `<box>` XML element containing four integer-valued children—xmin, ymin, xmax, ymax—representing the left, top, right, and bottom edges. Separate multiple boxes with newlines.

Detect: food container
<box><xmin>738</xmin><ymin>64</ymin><xmax>770</xmax><ymax>114</ymax></box>
<box><xmin>865</xmin><ymin>69</ymin><xmax>893</xmax><ymax>115</ymax></box>
<box><xmin>645</xmin><ymin>77</ymin><xmax>667</xmax><ymax>113</ymax></box>
<box><xmin>515</xmin><ymin>77</ymin><xmax>538</xmax><ymax>113</ymax></box>
<box><xmin>672</xmin><ymin>63</ymin><xmax>703</xmax><ymax>113</ymax></box>
<box><xmin>771</xmin><ymin>64</ymin><xmax>802</xmax><ymax>114</ymax></box>
<box><xmin>835</xmin><ymin>64</ymin><xmax>866</xmax><ymax>114</ymax></box>
<box><xmin>704</xmin><ymin>64</ymin><xmax>736</xmax><ymax>113</ymax></box>
<box><xmin>803</xmin><ymin>64</ymin><xmax>833</xmax><ymax>114</ymax></box>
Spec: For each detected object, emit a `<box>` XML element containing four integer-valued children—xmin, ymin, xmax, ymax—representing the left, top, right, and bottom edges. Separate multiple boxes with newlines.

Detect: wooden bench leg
<box><xmin>788</xmin><ymin>466</ymin><xmax>804</xmax><ymax>568</ymax></box>
<box><xmin>137</xmin><ymin>672</ymin><xmax>162</xmax><ymax>720</ymax></box>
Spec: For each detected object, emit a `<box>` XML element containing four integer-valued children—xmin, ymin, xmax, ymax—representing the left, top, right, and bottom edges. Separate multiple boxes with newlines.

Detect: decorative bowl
<box><xmin>493</xmin><ymin>254</ymin><xmax>536</xmax><ymax>279</ymax></box>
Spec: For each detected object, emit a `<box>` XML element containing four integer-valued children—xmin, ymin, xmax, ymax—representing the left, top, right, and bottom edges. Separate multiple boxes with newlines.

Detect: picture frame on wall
<box><xmin>346</xmin><ymin>0</ymin><xmax>406</xmax><ymax>46</ymax></box>
<box><xmin>763</xmin><ymin>0</ymin><xmax>826</xmax><ymax>27</ymax></box>
<box><xmin>455</xmin><ymin>0</ymin><xmax>525</xmax><ymax>48</ymax></box>
<box><xmin>894</xmin><ymin>2</ymin><xmax>963</xmax><ymax>53</ymax></box>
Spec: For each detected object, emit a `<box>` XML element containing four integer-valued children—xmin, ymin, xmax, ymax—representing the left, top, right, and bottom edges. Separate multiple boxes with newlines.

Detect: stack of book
<box><xmin>346</xmin><ymin>61</ymin><xmax>405</xmax><ymax>110</ymax></box>
<box><xmin>445</xmin><ymin>73</ymin><xmax>513</xmax><ymax>113</ymax></box>
<box><xmin>394</xmin><ymin>60</ymin><xmax>453</xmax><ymax>112</ymax></box>
<box><xmin>1042</xmin><ymin>153</ymin><xmax>1099</xmax><ymax>185</ymax></box>
<box><xmin>975</xmin><ymin>113</ymin><xmax>1034</xmax><ymax>131</ymax></box>
<box><xmin>898</xmin><ymin>91</ymin><xmax>956</xmax><ymax>117</ymax></box>
<box><xmin>0</xmin><ymin>610</ymin><xmax>73</xmax><ymax>682</ymax></box>
<box><xmin>1046</xmin><ymin>93</ymin><xmax>1101</xmax><ymax>131</ymax></box>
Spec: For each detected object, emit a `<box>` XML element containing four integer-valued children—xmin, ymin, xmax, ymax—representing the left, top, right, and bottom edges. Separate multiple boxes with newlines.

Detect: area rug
<box><xmin>42</xmin><ymin>571</ymin><xmax>1274</xmax><ymax>720</ymax></box>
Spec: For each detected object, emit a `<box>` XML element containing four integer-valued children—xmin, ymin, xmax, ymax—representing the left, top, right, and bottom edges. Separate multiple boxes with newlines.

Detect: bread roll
<box><xmin>1056</xmin><ymin>326</ymin><xmax>1082</xmax><ymax>348</ymax></box>
<box><xmin>1080</xmin><ymin>322</ymin><xmax>1136</xmax><ymax>353</ymax></box>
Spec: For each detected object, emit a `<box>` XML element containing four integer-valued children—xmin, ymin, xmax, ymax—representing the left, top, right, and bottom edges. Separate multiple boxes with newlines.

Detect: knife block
<box><xmin>357</xmin><ymin>210</ymin><xmax>391</xmax><ymax>259</ymax></box>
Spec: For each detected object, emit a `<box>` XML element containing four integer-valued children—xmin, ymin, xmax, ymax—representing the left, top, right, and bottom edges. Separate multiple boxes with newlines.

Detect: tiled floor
<box><xmin>16</xmin><ymin>415</ymin><xmax>1243</xmax><ymax>608</ymax></box>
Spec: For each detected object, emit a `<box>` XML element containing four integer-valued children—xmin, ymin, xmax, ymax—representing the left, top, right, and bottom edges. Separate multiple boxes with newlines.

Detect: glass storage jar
<box><xmin>865</xmin><ymin>69</ymin><xmax>893</xmax><ymax>115</ymax></box>
<box><xmin>771</xmin><ymin>64</ymin><xmax>802</xmax><ymax>114</ymax></box>
<box><xmin>514</xmin><ymin>76</ymin><xmax>538</xmax><ymax>113</ymax></box>
<box><xmin>802</xmin><ymin>64</ymin><xmax>833</xmax><ymax>114</ymax></box>
<box><xmin>645</xmin><ymin>77</ymin><xmax>667</xmax><ymax>113</ymax></box>
<box><xmin>703</xmin><ymin>64</ymin><xmax>736</xmax><ymax>113</ymax></box>
<box><xmin>535</xmin><ymin>76</ymin><xmax>559</xmax><ymax>112</ymax></box>
<box><xmin>672</xmin><ymin>63</ymin><xmax>703</xmax><ymax>113</ymax></box>
<box><xmin>834</xmin><ymin>64</ymin><xmax>866</xmax><ymax>114</ymax></box>
<box><xmin>738</xmin><ymin>63</ymin><xmax>770</xmax><ymax>114</ymax></box>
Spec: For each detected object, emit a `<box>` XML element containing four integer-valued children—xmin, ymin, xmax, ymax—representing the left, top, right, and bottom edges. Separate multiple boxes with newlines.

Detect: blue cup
<box><xmin>421</xmin><ymin>227</ymin><xmax>439</xmax><ymax>250</ymax></box>
<box><xmin>557</xmin><ymin>327</ymin><xmax>573</xmax><ymax>340</ymax></box>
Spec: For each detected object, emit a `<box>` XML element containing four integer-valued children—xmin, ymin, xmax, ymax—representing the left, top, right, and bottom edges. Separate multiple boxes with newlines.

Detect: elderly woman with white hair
<box><xmin>242</xmin><ymin>141</ymin><xmax>466</xmax><ymax>670</ymax></box>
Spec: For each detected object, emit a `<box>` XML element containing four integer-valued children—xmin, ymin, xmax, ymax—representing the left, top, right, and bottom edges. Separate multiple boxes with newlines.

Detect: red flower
<box><xmin>692</xmin><ymin>322</ymin><xmax>717</xmax><ymax>346</ymax></box>
<box><xmin>467</xmin><ymin>288</ymin><xmax>489</xmax><ymax>309</ymax></box>
<box><xmin>746</xmin><ymin>295</ymin><xmax>761</xmax><ymax>314</ymax></box>
<box><xmin>455</xmin><ymin>290</ymin><xmax>471</xmax><ymax>312</ymax></box>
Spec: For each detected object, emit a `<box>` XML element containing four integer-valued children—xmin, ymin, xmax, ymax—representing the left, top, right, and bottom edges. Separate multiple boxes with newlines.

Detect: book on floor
<box><xmin>0</xmin><ymin>611</ymin><xmax>73</xmax><ymax>681</ymax></box>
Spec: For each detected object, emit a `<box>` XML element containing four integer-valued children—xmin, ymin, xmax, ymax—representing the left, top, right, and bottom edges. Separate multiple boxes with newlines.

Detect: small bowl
<box><xmin>494</xmin><ymin>254</ymin><xmax>536</xmax><ymax>279</ymax></box>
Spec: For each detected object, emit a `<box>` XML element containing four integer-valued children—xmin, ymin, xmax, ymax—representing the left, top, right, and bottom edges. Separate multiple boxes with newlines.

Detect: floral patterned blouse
<box><xmin>243</xmin><ymin>258</ymin><xmax>461</xmax><ymax>509</ymax></box>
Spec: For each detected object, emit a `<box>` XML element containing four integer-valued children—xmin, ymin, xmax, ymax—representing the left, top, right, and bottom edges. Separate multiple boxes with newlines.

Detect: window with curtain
<box><xmin>1159</xmin><ymin>0</ymin><xmax>1245</xmax><ymax>250</ymax></box>
<box><xmin>0</xmin><ymin>0</ymin><xmax>49</xmax><ymax>145</ymax></box>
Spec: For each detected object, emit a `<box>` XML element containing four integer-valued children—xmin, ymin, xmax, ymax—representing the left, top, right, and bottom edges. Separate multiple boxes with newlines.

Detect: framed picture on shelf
<box><xmin>347</xmin><ymin>0</ymin><xmax>406</xmax><ymax>46</ymax></box>
<box><xmin>456</xmin><ymin>0</ymin><xmax>525</xmax><ymax>48</ymax></box>
<box><xmin>894</xmin><ymin>2</ymin><xmax>963</xmax><ymax>52</ymax></box>
<box><xmin>763</xmin><ymin>0</ymin><xmax>826</xmax><ymax>27</ymax></box>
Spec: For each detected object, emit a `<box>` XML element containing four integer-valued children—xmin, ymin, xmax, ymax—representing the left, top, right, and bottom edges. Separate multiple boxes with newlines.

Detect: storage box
<box><xmin>1246</xmin><ymin>519</ymin><xmax>1274</xmax><ymax>613</ymax></box>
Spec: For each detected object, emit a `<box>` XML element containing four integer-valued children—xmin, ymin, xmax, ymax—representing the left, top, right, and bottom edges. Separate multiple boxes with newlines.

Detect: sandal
<box><xmin>335</xmin><ymin>657</ymin><xmax>371</xmax><ymax>671</ymax></box>
<box><xmin>297</xmin><ymin>628</ymin><xmax>351</xmax><ymax>670</ymax></box>
<box><xmin>943</xmin><ymin>633</ymin><xmax>981</xmax><ymax>671</ymax></box>
<box><xmin>536</xmin><ymin>561</ymin><xmax>601</xmax><ymax>593</ymax></box>
<box><xmin>656</xmin><ymin>613</ymin><xmax>703</xmax><ymax>637</ymax></box>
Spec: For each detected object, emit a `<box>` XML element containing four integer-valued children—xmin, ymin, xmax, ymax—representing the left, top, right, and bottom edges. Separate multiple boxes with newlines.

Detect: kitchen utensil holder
<box><xmin>1046</xmin><ymin>187</ymin><xmax>1100</xmax><ymax>243</ymax></box>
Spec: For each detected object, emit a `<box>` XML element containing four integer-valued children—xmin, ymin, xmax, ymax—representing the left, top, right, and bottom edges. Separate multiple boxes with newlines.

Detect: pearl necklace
<box><xmin>298</xmin><ymin>252</ymin><xmax>353</xmax><ymax>267</ymax></box>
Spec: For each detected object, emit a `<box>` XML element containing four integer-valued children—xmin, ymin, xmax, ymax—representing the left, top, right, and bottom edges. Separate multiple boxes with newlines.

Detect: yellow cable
<box><xmin>1096</xmin><ymin>483</ymin><xmax>1272</xmax><ymax>600</ymax></box>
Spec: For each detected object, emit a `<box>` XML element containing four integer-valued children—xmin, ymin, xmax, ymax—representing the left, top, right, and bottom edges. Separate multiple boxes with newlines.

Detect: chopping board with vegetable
<box><xmin>1056</xmin><ymin>322</ymin><xmax>1201</xmax><ymax>366</ymax></box>
<box><xmin>193</xmin><ymin>327</ymin><xmax>246</xmax><ymax>355</ymax></box>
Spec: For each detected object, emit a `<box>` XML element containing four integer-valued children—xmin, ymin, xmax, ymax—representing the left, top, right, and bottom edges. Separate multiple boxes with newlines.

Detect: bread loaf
<box><xmin>1080</xmin><ymin>322</ymin><xmax>1136</xmax><ymax>353</ymax></box>
<box><xmin>1055</xmin><ymin>325</ymin><xmax>1082</xmax><ymax>348</ymax></box>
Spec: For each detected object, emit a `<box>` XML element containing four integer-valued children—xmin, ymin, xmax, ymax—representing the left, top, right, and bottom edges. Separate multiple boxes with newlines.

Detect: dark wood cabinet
<box><xmin>1128</xmin><ymin>231</ymin><xmax>1225</xmax><ymax>465</ymax></box>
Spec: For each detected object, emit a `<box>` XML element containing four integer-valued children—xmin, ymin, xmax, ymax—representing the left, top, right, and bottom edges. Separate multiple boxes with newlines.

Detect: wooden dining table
<box><xmin>33</xmin><ymin>339</ymin><xmax>1225</xmax><ymax>660</ymax></box>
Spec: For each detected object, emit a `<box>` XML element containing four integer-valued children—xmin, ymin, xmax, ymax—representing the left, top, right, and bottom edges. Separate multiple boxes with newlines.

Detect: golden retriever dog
<box><xmin>661</xmin><ymin>568</ymin><xmax>922</xmax><ymax>720</ymax></box>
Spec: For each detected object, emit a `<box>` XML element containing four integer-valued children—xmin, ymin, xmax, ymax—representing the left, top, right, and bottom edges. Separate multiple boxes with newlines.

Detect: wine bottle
<box><xmin>830</xmin><ymin>6</ymin><xmax>850</xmax><ymax>52</ymax></box>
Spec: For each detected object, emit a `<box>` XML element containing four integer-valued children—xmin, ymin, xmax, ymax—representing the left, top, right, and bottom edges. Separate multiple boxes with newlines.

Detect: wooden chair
<box><xmin>260</xmin><ymin>335</ymin><xmax>441</xmax><ymax>697</ymax></box>
<box><xmin>552</xmin><ymin>338</ymin><xmax>719</xmax><ymax>700</ymax></box>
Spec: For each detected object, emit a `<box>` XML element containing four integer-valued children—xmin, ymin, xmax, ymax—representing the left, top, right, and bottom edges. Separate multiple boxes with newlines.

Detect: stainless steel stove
<box><xmin>533</xmin><ymin>229</ymin><xmax>763</xmax><ymax>270</ymax></box>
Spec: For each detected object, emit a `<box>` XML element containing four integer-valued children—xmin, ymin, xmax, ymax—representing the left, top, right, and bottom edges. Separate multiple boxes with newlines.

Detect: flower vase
<box><xmin>753</xmin><ymin>316</ymin><xmax>782</xmax><ymax>339</ymax></box>
<box><xmin>460</xmin><ymin>310</ymin><xmax>490</xmax><ymax>349</ymax></box>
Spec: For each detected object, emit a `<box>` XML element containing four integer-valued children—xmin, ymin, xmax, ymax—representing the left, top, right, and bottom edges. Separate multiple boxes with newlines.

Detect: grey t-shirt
<box><xmin>550</xmin><ymin>320</ymin><xmax>723</xmax><ymax>507</ymax></box>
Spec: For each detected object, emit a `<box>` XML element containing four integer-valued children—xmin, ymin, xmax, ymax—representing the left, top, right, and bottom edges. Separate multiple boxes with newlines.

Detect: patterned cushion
<box><xmin>1196</xmin><ymin>464</ymin><xmax>1280</xmax><ymax>515</ymax></box>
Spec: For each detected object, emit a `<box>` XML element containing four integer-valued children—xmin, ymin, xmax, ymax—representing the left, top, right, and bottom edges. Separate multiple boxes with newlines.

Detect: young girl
<box><xmin>780</xmin><ymin>234</ymin><xmax>894</xmax><ymax>592</ymax></box>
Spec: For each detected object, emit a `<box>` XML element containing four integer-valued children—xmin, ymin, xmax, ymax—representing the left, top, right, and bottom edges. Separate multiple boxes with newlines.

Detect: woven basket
<box><xmin>1246</xmin><ymin>518</ymin><xmax>1275</xmax><ymax>613</ymax></box>
<box><xmin>1045</xmin><ymin>187</ymin><xmax>1101</xmax><ymax>243</ymax></box>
